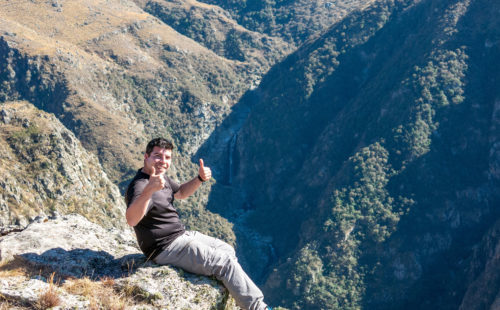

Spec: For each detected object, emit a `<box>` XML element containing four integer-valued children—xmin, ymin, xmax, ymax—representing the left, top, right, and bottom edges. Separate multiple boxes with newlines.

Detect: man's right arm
<box><xmin>126</xmin><ymin>167</ymin><xmax>165</xmax><ymax>226</ymax></box>
<box><xmin>126</xmin><ymin>185</ymin><xmax>156</xmax><ymax>226</ymax></box>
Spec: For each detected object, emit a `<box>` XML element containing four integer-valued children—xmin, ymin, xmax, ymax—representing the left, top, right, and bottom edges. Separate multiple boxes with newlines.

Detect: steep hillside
<box><xmin>459</xmin><ymin>217</ymin><xmax>500</xmax><ymax>310</ymax></box>
<box><xmin>0</xmin><ymin>101</ymin><xmax>125</xmax><ymax>231</ymax></box>
<box><xmin>0</xmin><ymin>0</ymin><xmax>248</xmax><ymax>180</ymax></box>
<box><xmin>4</xmin><ymin>0</ymin><xmax>498</xmax><ymax>308</ymax></box>
<box><xmin>134</xmin><ymin>0</ymin><xmax>292</xmax><ymax>66</ymax></box>
<box><xmin>199</xmin><ymin>0</ymin><xmax>500</xmax><ymax>308</ymax></box>
<box><xmin>199</xmin><ymin>0</ymin><xmax>375</xmax><ymax>46</ymax></box>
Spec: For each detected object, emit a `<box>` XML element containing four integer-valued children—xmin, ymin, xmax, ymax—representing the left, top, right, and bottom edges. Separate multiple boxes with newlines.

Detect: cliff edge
<box><xmin>0</xmin><ymin>214</ymin><xmax>237</xmax><ymax>309</ymax></box>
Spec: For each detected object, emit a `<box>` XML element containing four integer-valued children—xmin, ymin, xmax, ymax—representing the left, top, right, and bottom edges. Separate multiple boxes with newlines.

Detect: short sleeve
<box><xmin>167</xmin><ymin>176</ymin><xmax>180</xmax><ymax>194</ymax></box>
<box><xmin>126</xmin><ymin>179</ymin><xmax>152</xmax><ymax>211</ymax></box>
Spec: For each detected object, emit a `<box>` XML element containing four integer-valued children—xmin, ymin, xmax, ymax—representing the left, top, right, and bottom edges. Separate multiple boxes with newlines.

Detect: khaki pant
<box><xmin>153</xmin><ymin>231</ymin><xmax>268</xmax><ymax>310</ymax></box>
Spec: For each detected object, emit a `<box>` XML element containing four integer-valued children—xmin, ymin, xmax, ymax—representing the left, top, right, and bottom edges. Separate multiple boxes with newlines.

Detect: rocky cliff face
<box><xmin>0</xmin><ymin>101</ymin><xmax>125</xmax><ymax>233</ymax></box>
<box><xmin>0</xmin><ymin>214</ymin><xmax>237</xmax><ymax>309</ymax></box>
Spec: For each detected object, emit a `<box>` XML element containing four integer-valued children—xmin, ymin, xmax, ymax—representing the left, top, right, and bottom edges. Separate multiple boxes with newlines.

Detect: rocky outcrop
<box><xmin>0</xmin><ymin>101</ymin><xmax>126</xmax><ymax>233</ymax></box>
<box><xmin>0</xmin><ymin>214</ymin><xmax>236</xmax><ymax>309</ymax></box>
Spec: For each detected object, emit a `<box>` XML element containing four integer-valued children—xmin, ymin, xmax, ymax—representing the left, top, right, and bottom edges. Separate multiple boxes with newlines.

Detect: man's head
<box><xmin>143</xmin><ymin>138</ymin><xmax>174</xmax><ymax>175</ymax></box>
<box><xmin>145</xmin><ymin>138</ymin><xmax>174</xmax><ymax>155</ymax></box>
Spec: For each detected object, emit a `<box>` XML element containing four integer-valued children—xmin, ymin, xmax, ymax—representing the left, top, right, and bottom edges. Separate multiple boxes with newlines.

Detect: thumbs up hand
<box><xmin>198</xmin><ymin>159</ymin><xmax>212</xmax><ymax>182</ymax></box>
<box><xmin>148</xmin><ymin>166</ymin><xmax>166</xmax><ymax>192</ymax></box>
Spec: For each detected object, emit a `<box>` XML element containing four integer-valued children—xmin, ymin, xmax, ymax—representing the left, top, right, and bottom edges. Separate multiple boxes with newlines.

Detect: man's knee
<box><xmin>224</xmin><ymin>243</ymin><xmax>236</xmax><ymax>258</ymax></box>
<box><xmin>211</xmin><ymin>253</ymin><xmax>241</xmax><ymax>279</ymax></box>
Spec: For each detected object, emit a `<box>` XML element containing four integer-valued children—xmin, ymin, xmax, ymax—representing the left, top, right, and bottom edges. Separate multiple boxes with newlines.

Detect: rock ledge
<box><xmin>0</xmin><ymin>214</ymin><xmax>236</xmax><ymax>309</ymax></box>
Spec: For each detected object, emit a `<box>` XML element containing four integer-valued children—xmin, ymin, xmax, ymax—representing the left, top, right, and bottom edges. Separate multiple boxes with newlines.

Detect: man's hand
<box><xmin>147</xmin><ymin>166</ymin><xmax>165</xmax><ymax>192</ymax></box>
<box><xmin>175</xmin><ymin>159</ymin><xmax>212</xmax><ymax>200</ymax></box>
<box><xmin>126</xmin><ymin>166</ymin><xmax>164</xmax><ymax>227</ymax></box>
<box><xmin>198</xmin><ymin>159</ymin><xmax>212</xmax><ymax>182</ymax></box>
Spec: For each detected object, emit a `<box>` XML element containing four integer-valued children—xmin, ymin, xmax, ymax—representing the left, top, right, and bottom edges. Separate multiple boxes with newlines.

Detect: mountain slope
<box><xmin>3</xmin><ymin>0</ymin><xmax>498</xmax><ymax>308</ymax></box>
<box><xmin>135</xmin><ymin>0</ymin><xmax>292</xmax><ymax>66</ymax></box>
<box><xmin>199</xmin><ymin>0</ymin><xmax>375</xmax><ymax>46</ymax></box>
<box><xmin>0</xmin><ymin>101</ymin><xmax>125</xmax><ymax>231</ymax></box>
<box><xmin>199</xmin><ymin>0</ymin><xmax>500</xmax><ymax>308</ymax></box>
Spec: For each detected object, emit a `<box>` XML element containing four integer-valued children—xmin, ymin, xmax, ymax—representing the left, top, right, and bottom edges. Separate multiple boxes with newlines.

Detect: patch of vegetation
<box><xmin>200</xmin><ymin>0</ymin><xmax>372</xmax><ymax>45</ymax></box>
<box><xmin>34</xmin><ymin>273</ymin><xmax>61</xmax><ymax>310</ymax></box>
<box><xmin>287</xmin><ymin>142</ymin><xmax>412</xmax><ymax>309</ymax></box>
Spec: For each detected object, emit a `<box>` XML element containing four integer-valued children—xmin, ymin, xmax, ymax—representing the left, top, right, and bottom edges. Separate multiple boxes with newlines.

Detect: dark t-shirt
<box><xmin>125</xmin><ymin>169</ymin><xmax>185</xmax><ymax>259</ymax></box>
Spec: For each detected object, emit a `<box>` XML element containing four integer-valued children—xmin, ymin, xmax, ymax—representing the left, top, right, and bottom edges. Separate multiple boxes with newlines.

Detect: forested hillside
<box><xmin>199</xmin><ymin>0</ymin><xmax>500</xmax><ymax>308</ymax></box>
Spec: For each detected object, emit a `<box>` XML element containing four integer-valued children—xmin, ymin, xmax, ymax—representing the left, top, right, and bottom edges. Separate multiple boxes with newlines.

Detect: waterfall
<box><xmin>228</xmin><ymin>133</ymin><xmax>237</xmax><ymax>184</ymax></box>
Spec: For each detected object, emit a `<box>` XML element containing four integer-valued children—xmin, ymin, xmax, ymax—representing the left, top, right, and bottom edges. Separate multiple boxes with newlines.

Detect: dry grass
<box><xmin>0</xmin><ymin>0</ymin><xmax>149</xmax><ymax>45</ymax></box>
<box><xmin>34</xmin><ymin>273</ymin><xmax>61</xmax><ymax>310</ymax></box>
<box><xmin>0</xmin><ymin>259</ymin><xmax>61</xmax><ymax>309</ymax></box>
<box><xmin>0</xmin><ymin>294</ymin><xmax>20</xmax><ymax>310</ymax></box>
<box><xmin>0</xmin><ymin>258</ymin><xmax>131</xmax><ymax>309</ymax></box>
<box><xmin>0</xmin><ymin>299</ymin><xmax>31</xmax><ymax>310</ymax></box>
<box><xmin>0</xmin><ymin>256</ymin><xmax>60</xmax><ymax>281</ymax></box>
<box><xmin>63</xmin><ymin>276</ymin><xmax>129</xmax><ymax>310</ymax></box>
<box><xmin>0</xmin><ymin>256</ymin><xmax>66</xmax><ymax>284</ymax></box>
<box><xmin>0</xmin><ymin>259</ymin><xmax>27</xmax><ymax>279</ymax></box>
<box><xmin>35</xmin><ymin>286</ymin><xmax>61</xmax><ymax>309</ymax></box>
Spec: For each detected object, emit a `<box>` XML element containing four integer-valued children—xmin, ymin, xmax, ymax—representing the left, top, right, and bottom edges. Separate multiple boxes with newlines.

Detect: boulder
<box><xmin>0</xmin><ymin>214</ymin><xmax>236</xmax><ymax>309</ymax></box>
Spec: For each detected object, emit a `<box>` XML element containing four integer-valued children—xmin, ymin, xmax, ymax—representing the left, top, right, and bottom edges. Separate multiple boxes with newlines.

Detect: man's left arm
<box><xmin>174</xmin><ymin>159</ymin><xmax>211</xmax><ymax>199</ymax></box>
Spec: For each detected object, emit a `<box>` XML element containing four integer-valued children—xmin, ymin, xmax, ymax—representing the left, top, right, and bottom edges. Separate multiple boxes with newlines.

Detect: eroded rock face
<box><xmin>0</xmin><ymin>101</ymin><xmax>126</xmax><ymax>233</ymax></box>
<box><xmin>0</xmin><ymin>214</ymin><xmax>235</xmax><ymax>309</ymax></box>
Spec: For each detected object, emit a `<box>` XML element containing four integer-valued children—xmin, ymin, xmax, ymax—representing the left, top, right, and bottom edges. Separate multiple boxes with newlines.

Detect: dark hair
<box><xmin>145</xmin><ymin>138</ymin><xmax>174</xmax><ymax>155</ymax></box>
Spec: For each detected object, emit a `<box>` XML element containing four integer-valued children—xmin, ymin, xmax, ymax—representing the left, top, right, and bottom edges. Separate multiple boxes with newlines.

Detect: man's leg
<box><xmin>185</xmin><ymin>231</ymin><xmax>237</xmax><ymax>259</ymax></box>
<box><xmin>154</xmin><ymin>231</ymin><xmax>268</xmax><ymax>310</ymax></box>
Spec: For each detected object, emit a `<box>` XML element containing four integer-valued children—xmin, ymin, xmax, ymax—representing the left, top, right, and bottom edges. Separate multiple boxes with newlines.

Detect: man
<box><xmin>125</xmin><ymin>138</ymin><xmax>270</xmax><ymax>310</ymax></box>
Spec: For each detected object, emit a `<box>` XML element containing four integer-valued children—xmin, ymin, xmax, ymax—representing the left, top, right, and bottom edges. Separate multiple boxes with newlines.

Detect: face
<box><xmin>144</xmin><ymin>146</ymin><xmax>172</xmax><ymax>175</ymax></box>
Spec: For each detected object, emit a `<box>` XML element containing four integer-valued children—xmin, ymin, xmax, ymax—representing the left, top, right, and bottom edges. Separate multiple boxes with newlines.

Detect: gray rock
<box><xmin>0</xmin><ymin>109</ymin><xmax>11</xmax><ymax>124</ymax></box>
<box><xmin>0</xmin><ymin>214</ymin><xmax>139</xmax><ymax>278</ymax></box>
<box><xmin>116</xmin><ymin>266</ymin><xmax>231</xmax><ymax>309</ymax></box>
<box><xmin>0</xmin><ymin>214</ymin><xmax>236</xmax><ymax>309</ymax></box>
